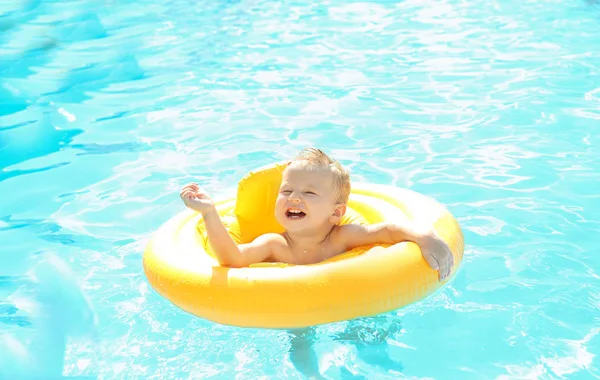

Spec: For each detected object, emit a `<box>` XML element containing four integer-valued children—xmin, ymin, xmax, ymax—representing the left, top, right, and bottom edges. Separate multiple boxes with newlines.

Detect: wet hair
<box><xmin>291</xmin><ymin>147</ymin><xmax>351</xmax><ymax>204</ymax></box>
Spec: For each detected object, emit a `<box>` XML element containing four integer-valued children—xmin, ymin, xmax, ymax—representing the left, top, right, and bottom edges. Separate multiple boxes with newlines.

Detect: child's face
<box><xmin>275</xmin><ymin>163</ymin><xmax>345</xmax><ymax>233</ymax></box>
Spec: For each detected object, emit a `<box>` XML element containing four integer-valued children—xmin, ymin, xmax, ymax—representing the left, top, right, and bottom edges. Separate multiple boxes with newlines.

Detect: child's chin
<box><xmin>281</xmin><ymin>219</ymin><xmax>308</xmax><ymax>231</ymax></box>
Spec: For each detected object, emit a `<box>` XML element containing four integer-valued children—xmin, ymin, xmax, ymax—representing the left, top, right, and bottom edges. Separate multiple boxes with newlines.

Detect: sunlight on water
<box><xmin>1</xmin><ymin>0</ymin><xmax>600</xmax><ymax>378</ymax></box>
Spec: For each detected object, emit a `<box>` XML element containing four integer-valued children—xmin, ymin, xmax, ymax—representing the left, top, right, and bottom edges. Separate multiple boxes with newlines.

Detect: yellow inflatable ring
<box><xmin>143</xmin><ymin>163</ymin><xmax>465</xmax><ymax>329</ymax></box>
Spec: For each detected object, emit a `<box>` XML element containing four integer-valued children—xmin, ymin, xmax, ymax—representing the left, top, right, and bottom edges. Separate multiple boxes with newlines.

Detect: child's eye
<box><xmin>304</xmin><ymin>191</ymin><xmax>316</xmax><ymax>195</ymax></box>
<box><xmin>281</xmin><ymin>190</ymin><xmax>292</xmax><ymax>194</ymax></box>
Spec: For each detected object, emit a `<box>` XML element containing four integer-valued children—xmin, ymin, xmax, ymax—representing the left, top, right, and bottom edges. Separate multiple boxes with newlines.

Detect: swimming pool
<box><xmin>1</xmin><ymin>0</ymin><xmax>599</xmax><ymax>378</ymax></box>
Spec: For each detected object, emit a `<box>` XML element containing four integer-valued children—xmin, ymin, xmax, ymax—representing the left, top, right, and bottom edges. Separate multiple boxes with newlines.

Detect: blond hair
<box><xmin>291</xmin><ymin>147</ymin><xmax>351</xmax><ymax>204</ymax></box>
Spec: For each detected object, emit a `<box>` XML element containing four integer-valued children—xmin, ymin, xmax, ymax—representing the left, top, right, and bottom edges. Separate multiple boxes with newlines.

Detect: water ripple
<box><xmin>1</xmin><ymin>0</ymin><xmax>600</xmax><ymax>378</ymax></box>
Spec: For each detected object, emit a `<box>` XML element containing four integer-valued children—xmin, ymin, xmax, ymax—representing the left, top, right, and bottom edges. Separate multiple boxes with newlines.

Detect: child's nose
<box><xmin>288</xmin><ymin>192</ymin><xmax>302</xmax><ymax>202</ymax></box>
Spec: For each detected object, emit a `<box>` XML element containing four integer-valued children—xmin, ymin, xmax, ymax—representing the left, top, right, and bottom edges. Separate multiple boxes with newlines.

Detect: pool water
<box><xmin>2</xmin><ymin>0</ymin><xmax>600</xmax><ymax>378</ymax></box>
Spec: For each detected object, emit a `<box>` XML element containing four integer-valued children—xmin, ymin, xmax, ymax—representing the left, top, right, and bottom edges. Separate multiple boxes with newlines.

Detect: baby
<box><xmin>180</xmin><ymin>147</ymin><xmax>454</xmax><ymax>280</ymax></box>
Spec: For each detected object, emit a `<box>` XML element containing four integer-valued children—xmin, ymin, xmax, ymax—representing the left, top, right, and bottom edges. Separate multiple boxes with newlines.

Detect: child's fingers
<box><xmin>182</xmin><ymin>183</ymin><xmax>199</xmax><ymax>191</ymax></box>
<box><xmin>440</xmin><ymin>259</ymin><xmax>449</xmax><ymax>280</ymax></box>
<box><xmin>181</xmin><ymin>189</ymin><xmax>195</xmax><ymax>200</ymax></box>
<box><xmin>423</xmin><ymin>253</ymin><xmax>439</xmax><ymax>270</ymax></box>
<box><xmin>441</xmin><ymin>264</ymin><xmax>449</xmax><ymax>281</ymax></box>
<box><xmin>195</xmin><ymin>190</ymin><xmax>212</xmax><ymax>200</ymax></box>
<box><xmin>445</xmin><ymin>252</ymin><xmax>454</xmax><ymax>279</ymax></box>
<box><xmin>440</xmin><ymin>254</ymin><xmax>453</xmax><ymax>280</ymax></box>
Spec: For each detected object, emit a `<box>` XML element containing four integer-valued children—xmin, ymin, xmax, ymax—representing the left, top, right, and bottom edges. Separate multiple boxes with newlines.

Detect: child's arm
<box><xmin>336</xmin><ymin>220</ymin><xmax>454</xmax><ymax>280</ymax></box>
<box><xmin>202</xmin><ymin>210</ymin><xmax>276</xmax><ymax>267</ymax></box>
<box><xmin>181</xmin><ymin>183</ymin><xmax>274</xmax><ymax>267</ymax></box>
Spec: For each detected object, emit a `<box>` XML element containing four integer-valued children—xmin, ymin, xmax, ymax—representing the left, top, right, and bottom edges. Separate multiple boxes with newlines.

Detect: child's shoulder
<box><xmin>254</xmin><ymin>232</ymin><xmax>287</xmax><ymax>246</ymax></box>
<box><xmin>332</xmin><ymin>222</ymin><xmax>370</xmax><ymax>236</ymax></box>
<box><xmin>330</xmin><ymin>222</ymin><xmax>385</xmax><ymax>251</ymax></box>
<box><xmin>245</xmin><ymin>232</ymin><xmax>289</xmax><ymax>258</ymax></box>
<box><xmin>330</xmin><ymin>223</ymin><xmax>369</xmax><ymax>242</ymax></box>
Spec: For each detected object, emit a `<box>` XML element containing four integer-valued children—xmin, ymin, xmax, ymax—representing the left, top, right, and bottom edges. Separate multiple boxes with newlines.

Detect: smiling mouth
<box><xmin>286</xmin><ymin>209</ymin><xmax>306</xmax><ymax>219</ymax></box>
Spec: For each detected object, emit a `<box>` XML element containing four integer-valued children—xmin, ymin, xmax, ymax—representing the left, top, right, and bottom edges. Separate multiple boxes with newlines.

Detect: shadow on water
<box><xmin>0</xmin><ymin>254</ymin><xmax>97</xmax><ymax>379</ymax></box>
<box><xmin>0</xmin><ymin>68</ymin><xmax>83</xmax><ymax>172</ymax></box>
<box><xmin>0</xmin><ymin>112</ymin><xmax>83</xmax><ymax>174</ymax></box>
<box><xmin>0</xmin><ymin>84</ymin><xmax>28</xmax><ymax>116</ymax></box>
<box><xmin>288</xmin><ymin>315</ymin><xmax>405</xmax><ymax>379</ymax></box>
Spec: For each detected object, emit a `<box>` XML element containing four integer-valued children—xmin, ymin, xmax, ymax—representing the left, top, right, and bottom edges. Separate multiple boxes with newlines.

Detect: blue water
<box><xmin>2</xmin><ymin>0</ymin><xmax>600</xmax><ymax>378</ymax></box>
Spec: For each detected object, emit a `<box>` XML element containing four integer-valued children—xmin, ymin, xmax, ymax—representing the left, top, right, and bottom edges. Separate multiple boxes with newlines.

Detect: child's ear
<box><xmin>330</xmin><ymin>204</ymin><xmax>347</xmax><ymax>223</ymax></box>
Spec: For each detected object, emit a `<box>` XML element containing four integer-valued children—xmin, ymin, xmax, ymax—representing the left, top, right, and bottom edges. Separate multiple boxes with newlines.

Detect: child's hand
<box><xmin>417</xmin><ymin>229</ymin><xmax>454</xmax><ymax>281</ymax></box>
<box><xmin>180</xmin><ymin>183</ymin><xmax>215</xmax><ymax>215</ymax></box>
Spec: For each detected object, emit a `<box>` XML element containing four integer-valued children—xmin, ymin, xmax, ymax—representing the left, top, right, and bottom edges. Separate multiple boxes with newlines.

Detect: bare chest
<box><xmin>285</xmin><ymin>240</ymin><xmax>345</xmax><ymax>265</ymax></box>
